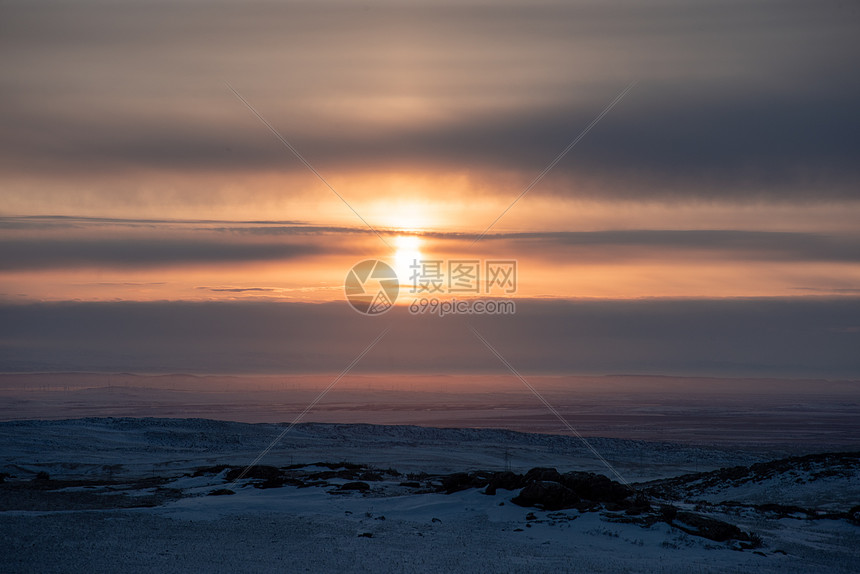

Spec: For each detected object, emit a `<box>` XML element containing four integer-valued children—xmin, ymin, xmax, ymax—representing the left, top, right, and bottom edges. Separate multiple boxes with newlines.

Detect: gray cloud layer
<box><xmin>1</xmin><ymin>298</ymin><xmax>858</xmax><ymax>377</ymax></box>
<box><xmin>2</xmin><ymin>218</ymin><xmax>858</xmax><ymax>270</ymax></box>
<box><xmin>2</xmin><ymin>0</ymin><xmax>858</xmax><ymax>199</ymax></box>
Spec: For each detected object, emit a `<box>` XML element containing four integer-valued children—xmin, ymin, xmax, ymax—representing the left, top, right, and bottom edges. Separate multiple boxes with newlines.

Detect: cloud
<box><xmin>1</xmin><ymin>298</ymin><xmax>858</xmax><ymax>377</ymax></box>
<box><xmin>0</xmin><ymin>238</ymin><xmax>327</xmax><ymax>270</ymax></box>
<box><xmin>483</xmin><ymin>230</ymin><xmax>860</xmax><ymax>263</ymax></box>
<box><xmin>0</xmin><ymin>216</ymin><xmax>371</xmax><ymax>237</ymax></box>
<box><xmin>3</xmin><ymin>86</ymin><xmax>858</xmax><ymax>200</ymax></box>
<box><xmin>0</xmin><ymin>215</ymin><xmax>306</xmax><ymax>229</ymax></box>
<box><xmin>417</xmin><ymin>228</ymin><xmax>860</xmax><ymax>264</ymax></box>
<box><xmin>4</xmin><ymin>216</ymin><xmax>859</xmax><ymax>271</ymax></box>
<box><xmin>791</xmin><ymin>287</ymin><xmax>860</xmax><ymax>294</ymax></box>
<box><xmin>1</xmin><ymin>0</ymin><xmax>858</xmax><ymax>201</ymax></box>
<box><xmin>198</xmin><ymin>287</ymin><xmax>279</xmax><ymax>293</ymax></box>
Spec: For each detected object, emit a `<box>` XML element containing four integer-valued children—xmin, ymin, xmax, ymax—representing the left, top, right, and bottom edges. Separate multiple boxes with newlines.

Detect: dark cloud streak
<box><xmin>0</xmin><ymin>238</ymin><xmax>326</xmax><ymax>270</ymax></box>
<box><xmin>2</xmin><ymin>219</ymin><xmax>859</xmax><ymax>270</ymax></box>
<box><xmin>499</xmin><ymin>230</ymin><xmax>860</xmax><ymax>263</ymax></box>
<box><xmin>3</xmin><ymin>89</ymin><xmax>858</xmax><ymax>200</ymax></box>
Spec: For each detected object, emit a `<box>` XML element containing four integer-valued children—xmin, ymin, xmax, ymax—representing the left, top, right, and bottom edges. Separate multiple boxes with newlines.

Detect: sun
<box><xmin>392</xmin><ymin>235</ymin><xmax>423</xmax><ymax>287</ymax></box>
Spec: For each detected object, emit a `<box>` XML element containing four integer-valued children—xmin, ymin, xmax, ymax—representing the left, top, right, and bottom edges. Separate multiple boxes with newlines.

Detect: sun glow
<box><xmin>393</xmin><ymin>235</ymin><xmax>423</xmax><ymax>287</ymax></box>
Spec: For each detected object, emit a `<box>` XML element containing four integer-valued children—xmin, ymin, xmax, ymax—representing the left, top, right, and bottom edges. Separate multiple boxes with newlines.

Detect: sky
<box><xmin>1</xmin><ymin>0</ymin><xmax>859</xmax><ymax>376</ymax></box>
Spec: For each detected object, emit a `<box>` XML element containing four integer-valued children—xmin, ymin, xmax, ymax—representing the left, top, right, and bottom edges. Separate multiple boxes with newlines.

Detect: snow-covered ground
<box><xmin>0</xmin><ymin>417</ymin><xmax>771</xmax><ymax>480</ymax></box>
<box><xmin>1</xmin><ymin>418</ymin><xmax>858</xmax><ymax>573</ymax></box>
<box><xmin>3</xmin><ymin>373</ymin><xmax>857</xmax><ymax>449</ymax></box>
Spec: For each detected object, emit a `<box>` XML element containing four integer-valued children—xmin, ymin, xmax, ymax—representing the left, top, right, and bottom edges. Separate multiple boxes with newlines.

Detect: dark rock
<box><xmin>660</xmin><ymin>504</ymin><xmax>678</xmax><ymax>522</ymax></box>
<box><xmin>340</xmin><ymin>481</ymin><xmax>370</xmax><ymax>491</ymax></box>
<box><xmin>441</xmin><ymin>472</ymin><xmax>470</xmax><ymax>493</ymax></box>
<box><xmin>399</xmin><ymin>481</ymin><xmax>421</xmax><ymax>488</ymax></box>
<box><xmin>358</xmin><ymin>532</ymin><xmax>373</xmax><ymax>538</ymax></box>
<box><xmin>512</xmin><ymin>480</ymin><xmax>580</xmax><ymax>511</ymax></box>
<box><xmin>746</xmin><ymin>533</ymin><xmax>764</xmax><ymax>549</ymax></box>
<box><xmin>317</xmin><ymin>462</ymin><xmax>364</xmax><ymax>471</ymax></box>
<box><xmin>257</xmin><ymin>476</ymin><xmax>303</xmax><ymax>489</ymax></box>
<box><xmin>848</xmin><ymin>505</ymin><xmax>860</xmax><ymax>525</ymax></box>
<box><xmin>310</xmin><ymin>470</ymin><xmax>341</xmax><ymax>480</ymax></box>
<box><xmin>484</xmin><ymin>471</ymin><xmax>526</xmax><ymax>495</ymax></box>
<box><xmin>561</xmin><ymin>471</ymin><xmax>632</xmax><ymax>503</ymax></box>
<box><xmin>441</xmin><ymin>472</ymin><xmax>488</xmax><ymax>494</ymax></box>
<box><xmin>207</xmin><ymin>489</ymin><xmax>235</xmax><ymax>496</ymax></box>
<box><xmin>192</xmin><ymin>465</ymin><xmax>231</xmax><ymax>477</ymax></box>
<box><xmin>310</xmin><ymin>468</ymin><xmax>365</xmax><ymax>480</ymax></box>
<box><xmin>225</xmin><ymin>465</ymin><xmax>281</xmax><ymax>482</ymax></box>
<box><xmin>625</xmin><ymin>493</ymin><xmax>652</xmax><ymax>515</ymax></box>
<box><xmin>524</xmin><ymin>467</ymin><xmax>563</xmax><ymax>484</ymax></box>
<box><xmin>673</xmin><ymin>511</ymin><xmax>750</xmax><ymax>542</ymax></box>
<box><xmin>756</xmin><ymin>503</ymin><xmax>810</xmax><ymax>518</ymax></box>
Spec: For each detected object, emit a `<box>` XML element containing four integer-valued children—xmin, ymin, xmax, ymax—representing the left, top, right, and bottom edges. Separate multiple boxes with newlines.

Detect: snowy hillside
<box><xmin>1</xmin><ymin>418</ymin><xmax>858</xmax><ymax>573</ymax></box>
